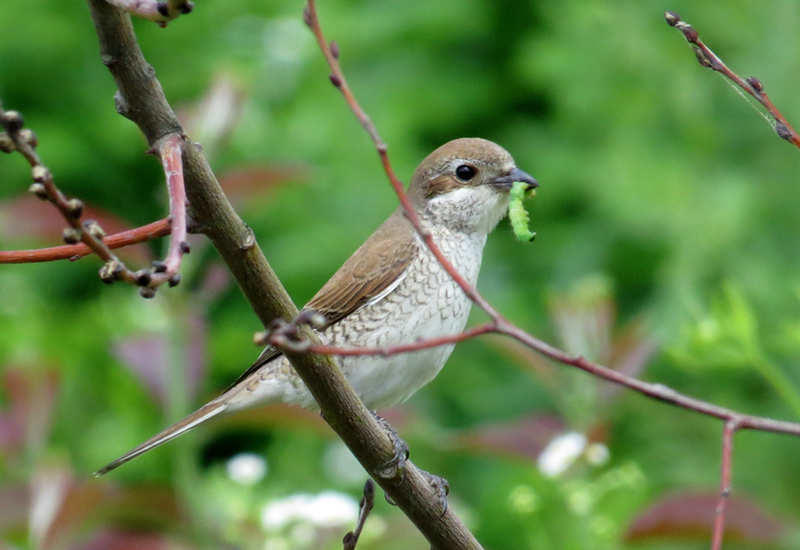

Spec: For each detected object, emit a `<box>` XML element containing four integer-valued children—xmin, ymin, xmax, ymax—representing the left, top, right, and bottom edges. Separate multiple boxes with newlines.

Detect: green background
<box><xmin>2</xmin><ymin>1</ymin><xmax>800</xmax><ymax>548</ymax></box>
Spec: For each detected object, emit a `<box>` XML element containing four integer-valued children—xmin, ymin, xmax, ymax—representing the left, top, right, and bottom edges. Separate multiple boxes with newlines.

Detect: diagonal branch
<box><xmin>303</xmin><ymin>0</ymin><xmax>502</xmax><ymax>321</ymax></box>
<box><xmin>301</xmin><ymin>0</ymin><xmax>800</xmax><ymax>437</ymax></box>
<box><xmin>301</xmin><ymin>4</ymin><xmax>800</xmax><ymax>549</ymax></box>
<box><xmin>86</xmin><ymin>1</ymin><xmax>482</xmax><ymax>547</ymax></box>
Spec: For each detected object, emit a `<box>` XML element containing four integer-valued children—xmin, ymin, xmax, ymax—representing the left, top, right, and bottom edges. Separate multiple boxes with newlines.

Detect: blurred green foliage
<box><xmin>2</xmin><ymin>1</ymin><xmax>800</xmax><ymax>548</ymax></box>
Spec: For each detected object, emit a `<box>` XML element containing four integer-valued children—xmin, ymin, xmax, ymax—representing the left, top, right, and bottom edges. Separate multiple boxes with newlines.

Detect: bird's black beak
<box><xmin>493</xmin><ymin>167</ymin><xmax>539</xmax><ymax>191</ymax></box>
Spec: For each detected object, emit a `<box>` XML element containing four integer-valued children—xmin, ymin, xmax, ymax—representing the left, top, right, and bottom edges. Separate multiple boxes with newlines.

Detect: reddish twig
<box><xmin>297</xmin><ymin>5</ymin><xmax>800</xmax><ymax>548</ymax></box>
<box><xmin>302</xmin><ymin>0</ymin><xmax>501</xmax><ymax>321</ymax></box>
<box><xmin>149</xmin><ymin>134</ymin><xmax>189</xmax><ymax>284</ymax></box>
<box><xmin>711</xmin><ymin>420</ymin><xmax>740</xmax><ymax>550</ymax></box>
<box><xmin>304</xmin><ymin>321</ymin><xmax>800</xmax><ymax>438</ymax></box>
<box><xmin>0</xmin><ymin>218</ymin><xmax>171</xmax><ymax>264</ymax></box>
<box><xmin>103</xmin><ymin>0</ymin><xmax>194</xmax><ymax>27</ymax></box>
<box><xmin>0</xmin><ymin>104</ymin><xmax>139</xmax><ymax>285</ymax></box>
<box><xmin>665</xmin><ymin>10</ymin><xmax>800</xmax><ymax>149</ymax></box>
<box><xmin>307</xmin><ymin>324</ymin><xmax>496</xmax><ymax>358</ymax></box>
<box><xmin>0</xmin><ymin>104</ymin><xmax>188</xmax><ymax>296</ymax></box>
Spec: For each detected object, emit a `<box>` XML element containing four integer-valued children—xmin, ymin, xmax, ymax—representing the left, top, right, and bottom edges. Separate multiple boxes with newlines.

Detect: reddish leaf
<box><xmin>0</xmin><ymin>195</ymin><xmax>154</xmax><ymax>263</ymax></box>
<box><xmin>42</xmin><ymin>479</ymin><xmax>184</xmax><ymax>549</ymax></box>
<box><xmin>625</xmin><ymin>491</ymin><xmax>783</xmax><ymax>543</ymax></box>
<box><xmin>111</xmin><ymin>335</ymin><xmax>169</xmax><ymax>406</ymax></box>
<box><xmin>453</xmin><ymin>414</ymin><xmax>566</xmax><ymax>460</ymax></box>
<box><xmin>220</xmin><ymin>164</ymin><xmax>308</xmax><ymax>205</ymax></box>
<box><xmin>0</xmin><ymin>483</ymin><xmax>29</xmax><ymax>530</ymax></box>
<box><xmin>76</xmin><ymin>530</ymin><xmax>172</xmax><ymax>550</ymax></box>
<box><xmin>111</xmin><ymin>325</ymin><xmax>207</xmax><ymax>408</ymax></box>
<box><xmin>40</xmin><ymin>474</ymin><xmax>105</xmax><ymax>549</ymax></box>
<box><xmin>0</xmin><ymin>367</ymin><xmax>59</xmax><ymax>456</ymax></box>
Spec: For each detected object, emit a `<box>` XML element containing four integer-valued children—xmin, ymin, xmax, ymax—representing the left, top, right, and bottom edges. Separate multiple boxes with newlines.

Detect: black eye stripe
<box><xmin>455</xmin><ymin>164</ymin><xmax>476</xmax><ymax>181</ymax></box>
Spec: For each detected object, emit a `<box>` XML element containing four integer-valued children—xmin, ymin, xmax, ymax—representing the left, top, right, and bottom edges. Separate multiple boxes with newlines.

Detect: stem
<box><xmin>0</xmin><ymin>218</ymin><xmax>170</xmax><ymax>263</ymax></box>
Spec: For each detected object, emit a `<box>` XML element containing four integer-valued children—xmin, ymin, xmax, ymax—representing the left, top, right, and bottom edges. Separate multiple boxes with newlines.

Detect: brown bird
<box><xmin>96</xmin><ymin>137</ymin><xmax>538</xmax><ymax>476</ymax></box>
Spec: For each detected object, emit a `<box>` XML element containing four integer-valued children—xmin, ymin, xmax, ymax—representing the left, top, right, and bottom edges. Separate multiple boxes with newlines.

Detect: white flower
<box><xmin>537</xmin><ymin>432</ymin><xmax>587</xmax><ymax>477</ymax></box>
<box><xmin>261</xmin><ymin>491</ymin><xmax>358</xmax><ymax>530</ymax></box>
<box><xmin>226</xmin><ymin>453</ymin><xmax>268</xmax><ymax>485</ymax></box>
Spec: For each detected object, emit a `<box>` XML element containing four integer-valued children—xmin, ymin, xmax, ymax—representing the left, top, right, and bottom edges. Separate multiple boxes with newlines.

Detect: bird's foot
<box><xmin>383</xmin><ymin>467</ymin><xmax>450</xmax><ymax>516</ymax></box>
<box><xmin>420</xmin><ymin>468</ymin><xmax>450</xmax><ymax>516</ymax></box>
<box><xmin>369</xmin><ymin>411</ymin><xmax>449</xmax><ymax>514</ymax></box>
<box><xmin>372</xmin><ymin>411</ymin><xmax>409</xmax><ymax>479</ymax></box>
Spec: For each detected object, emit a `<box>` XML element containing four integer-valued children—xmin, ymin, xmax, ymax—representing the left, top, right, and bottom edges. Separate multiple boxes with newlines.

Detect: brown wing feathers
<box><xmin>227</xmin><ymin>210</ymin><xmax>416</xmax><ymax>388</ymax></box>
<box><xmin>306</xmin><ymin>209</ymin><xmax>416</xmax><ymax>325</ymax></box>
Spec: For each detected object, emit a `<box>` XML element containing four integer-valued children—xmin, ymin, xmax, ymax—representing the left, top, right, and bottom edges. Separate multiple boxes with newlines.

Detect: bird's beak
<box><xmin>492</xmin><ymin>167</ymin><xmax>539</xmax><ymax>191</ymax></box>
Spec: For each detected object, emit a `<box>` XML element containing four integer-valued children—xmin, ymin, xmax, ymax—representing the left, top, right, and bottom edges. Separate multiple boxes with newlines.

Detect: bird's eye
<box><xmin>455</xmin><ymin>164</ymin><xmax>476</xmax><ymax>181</ymax></box>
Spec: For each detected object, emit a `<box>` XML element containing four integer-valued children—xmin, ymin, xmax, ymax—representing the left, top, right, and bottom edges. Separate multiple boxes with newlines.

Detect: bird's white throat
<box><xmin>423</xmin><ymin>185</ymin><xmax>510</xmax><ymax>235</ymax></box>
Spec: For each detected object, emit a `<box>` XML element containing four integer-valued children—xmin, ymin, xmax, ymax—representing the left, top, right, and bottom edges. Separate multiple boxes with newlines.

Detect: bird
<box><xmin>95</xmin><ymin>137</ymin><xmax>538</xmax><ymax>476</ymax></box>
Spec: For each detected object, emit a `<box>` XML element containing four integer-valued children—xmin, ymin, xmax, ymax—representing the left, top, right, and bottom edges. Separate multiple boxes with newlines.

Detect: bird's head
<box><xmin>408</xmin><ymin>137</ymin><xmax>538</xmax><ymax>234</ymax></box>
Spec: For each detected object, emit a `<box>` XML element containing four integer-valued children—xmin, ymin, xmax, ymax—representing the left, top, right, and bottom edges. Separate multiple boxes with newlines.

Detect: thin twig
<box><xmin>664</xmin><ymin>10</ymin><xmax>800</xmax><ymax>149</ymax></box>
<box><xmin>300</xmin><ymin>6</ymin><xmax>800</xmax><ymax>549</ymax></box>
<box><xmin>302</xmin><ymin>0</ymin><xmax>502</xmax><ymax>321</ymax></box>
<box><xmin>0</xmin><ymin>103</ymin><xmax>139</xmax><ymax>285</ymax></box>
<box><xmin>307</xmin><ymin>324</ymin><xmax>496</xmax><ymax>357</ymax></box>
<box><xmin>0</xmin><ymin>218</ymin><xmax>171</xmax><ymax>263</ymax></box>
<box><xmin>0</xmin><ymin>104</ymin><xmax>188</xmax><ymax>296</ymax></box>
<box><xmin>304</xmin><ymin>322</ymin><xmax>800</xmax><ymax>438</ymax></box>
<box><xmin>711</xmin><ymin>420</ymin><xmax>740</xmax><ymax>550</ymax></box>
<box><xmin>142</xmin><ymin>133</ymin><xmax>189</xmax><ymax>292</ymax></box>
<box><xmin>302</xmin><ymin>0</ymin><xmax>800</xmax><ymax>438</ymax></box>
<box><xmin>343</xmin><ymin>479</ymin><xmax>375</xmax><ymax>550</ymax></box>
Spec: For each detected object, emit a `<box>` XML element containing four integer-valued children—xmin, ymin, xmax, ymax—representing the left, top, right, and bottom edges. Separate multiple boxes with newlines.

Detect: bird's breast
<box><xmin>323</xmin><ymin>228</ymin><xmax>486</xmax><ymax>408</ymax></box>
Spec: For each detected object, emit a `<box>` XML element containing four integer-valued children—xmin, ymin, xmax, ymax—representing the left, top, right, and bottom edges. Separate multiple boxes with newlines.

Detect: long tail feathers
<box><xmin>93</xmin><ymin>400</ymin><xmax>228</xmax><ymax>477</ymax></box>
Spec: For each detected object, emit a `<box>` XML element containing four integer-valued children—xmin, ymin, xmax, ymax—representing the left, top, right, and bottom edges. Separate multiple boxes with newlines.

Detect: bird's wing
<box><xmin>225</xmin><ymin>209</ymin><xmax>417</xmax><ymax>390</ymax></box>
<box><xmin>305</xmin><ymin>208</ymin><xmax>417</xmax><ymax>325</ymax></box>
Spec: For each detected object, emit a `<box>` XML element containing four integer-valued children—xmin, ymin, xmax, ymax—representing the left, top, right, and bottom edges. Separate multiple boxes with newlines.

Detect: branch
<box><xmin>258</xmin><ymin>323</ymin><xmax>496</xmax><ymax>357</ymax></box>
<box><xmin>0</xmin><ymin>105</ymin><xmax>187</xmax><ymax>296</ymax></box>
<box><xmin>301</xmin><ymin>4</ymin><xmax>800</xmax><ymax>549</ymax></box>
<box><xmin>711</xmin><ymin>420</ymin><xmax>740</xmax><ymax>550</ymax></box>
<box><xmin>664</xmin><ymin>10</ymin><xmax>800</xmax><ymax>150</ymax></box>
<box><xmin>86</xmin><ymin>1</ymin><xmax>482</xmax><ymax>547</ymax></box>
<box><xmin>303</xmin><ymin>1</ymin><xmax>503</xmax><ymax>323</ymax></box>
<box><xmin>342</xmin><ymin>479</ymin><xmax>375</xmax><ymax>550</ymax></box>
<box><xmin>301</xmin><ymin>1</ymin><xmax>800</xmax><ymax>437</ymax></box>
<box><xmin>150</xmin><ymin>133</ymin><xmax>189</xmax><ymax>285</ymax></box>
<box><xmin>0</xmin><ymin>105</ymin><xmax>138</xmax><ymax>285</ymax></box>
<box><xmin>0</xmin><ymin>218</ymin><xmax>170</xmax><ymax>264</ymax></box>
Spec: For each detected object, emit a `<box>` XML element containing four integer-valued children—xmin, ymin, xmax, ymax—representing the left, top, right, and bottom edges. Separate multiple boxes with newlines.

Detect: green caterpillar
<box><xmin>509</xmin><ymin>181</ymin><xmax>536</xmax><ymax>242</ymax></box>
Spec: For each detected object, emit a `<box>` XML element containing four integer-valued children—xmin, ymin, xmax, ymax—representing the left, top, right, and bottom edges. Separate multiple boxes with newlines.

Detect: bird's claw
<box><xmin>369</xmin><ymin>411</ymin><xmax>449</xmax><ymax>515</ymax></box>
<box><xmin>384</xmin><ymin>468</ymin><xmax>450</xmax><ymax>516</ymax></box>
<box><xmin>422</xmin><ymin>470</ymin><xmax>450</xmax><ymax>517</ymax></box>
<box><xmin>372</xmin><ymin>411</ymin><xmax>409</xmax><ymax>479</ymax></box>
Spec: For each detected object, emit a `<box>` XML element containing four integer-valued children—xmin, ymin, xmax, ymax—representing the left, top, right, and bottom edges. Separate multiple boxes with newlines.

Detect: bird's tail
<box><xmin>93</xmin><ymin>399</ymin><xmax>228</xmax><ymax>477</ymax></box>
